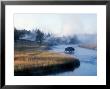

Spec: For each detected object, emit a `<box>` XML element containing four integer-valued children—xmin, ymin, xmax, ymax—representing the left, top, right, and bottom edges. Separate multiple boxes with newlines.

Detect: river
<box><xmin>49</xmin><ymin>44</ymin><xmax>97</xmax><ymax>76</ymax></box>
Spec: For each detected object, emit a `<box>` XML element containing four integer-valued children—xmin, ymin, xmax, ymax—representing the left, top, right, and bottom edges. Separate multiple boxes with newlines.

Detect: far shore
<box><xmin>79</xmin><ymin>43</ymin><xmax>97</xmax><ymax>50</ymax></box>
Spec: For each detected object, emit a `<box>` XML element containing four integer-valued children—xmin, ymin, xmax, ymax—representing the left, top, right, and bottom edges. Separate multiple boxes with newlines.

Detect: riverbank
<box><xmin>78</xmin><ymin>43</ymin><xmax>97</xmax><ymax>50</ymax></box>
<box><xmin>14</xmin><ymin>50</ymin><xmax>80</xmax><ymax>76</ymax></box>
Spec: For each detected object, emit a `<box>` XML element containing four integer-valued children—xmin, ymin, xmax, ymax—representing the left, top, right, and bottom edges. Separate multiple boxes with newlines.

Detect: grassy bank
<box><xmin>79</xmin><ymin>43</ymin><xmax>97</xmax><ymax>50</ymax></box>
<box><xmin>14</xmin><ymin>50</ymin><xmax>80</xmax><ymax>76</ymax></box>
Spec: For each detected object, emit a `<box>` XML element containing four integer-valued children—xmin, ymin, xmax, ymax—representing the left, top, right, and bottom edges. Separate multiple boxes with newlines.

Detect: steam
<box><xmin>14</xmin><ymin>14</ymin><xmax>97</xmax><ymax>37</ymax></box>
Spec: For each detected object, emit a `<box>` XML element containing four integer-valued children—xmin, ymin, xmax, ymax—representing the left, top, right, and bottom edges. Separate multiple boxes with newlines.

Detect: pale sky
<box><xmin>14</xmin><ymin>14</ymin><xmax>97</xmax><ymax>37</ymax></box>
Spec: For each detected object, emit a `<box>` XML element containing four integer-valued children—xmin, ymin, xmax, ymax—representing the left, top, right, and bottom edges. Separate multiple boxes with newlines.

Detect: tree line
<box><xmin>14</xmin><ymin>28</ymin><xmax>80</xmax><ymax>45</ymax></box>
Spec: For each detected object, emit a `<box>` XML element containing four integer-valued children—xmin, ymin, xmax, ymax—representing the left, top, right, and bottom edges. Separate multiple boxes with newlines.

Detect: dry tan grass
<box><xmin>14</xmin><ymin>50</ymin><xmax>77</xmax><ymax>71</ymax></box>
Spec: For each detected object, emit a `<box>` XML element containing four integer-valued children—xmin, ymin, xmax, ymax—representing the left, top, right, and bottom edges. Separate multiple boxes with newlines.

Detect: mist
<box><xmin>14</xmin><ymin>14</ymin><xmax>97</xmax><ymax>37</ymax></box>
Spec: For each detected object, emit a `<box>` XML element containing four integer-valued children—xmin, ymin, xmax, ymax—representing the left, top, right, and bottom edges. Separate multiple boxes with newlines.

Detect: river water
<box><xmin>49</xmin><ymin>44</ymin><xmax>97</xmax><ymax>76</ymax></box>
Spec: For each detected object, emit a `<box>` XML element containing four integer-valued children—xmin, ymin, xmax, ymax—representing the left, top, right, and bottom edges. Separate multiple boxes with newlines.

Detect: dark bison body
<box><xmin>65</xmin><ymin>47</ymin><xmax>75</xmax><ymax>53</ymax></box>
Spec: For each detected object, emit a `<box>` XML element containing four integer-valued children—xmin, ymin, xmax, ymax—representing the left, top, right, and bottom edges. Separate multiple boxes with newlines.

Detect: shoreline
<box><xmin>14</xmin><ymin>59</ymin><xmax>80</xmax><ymax>76</ymax></box>
<box><xmin>14</xmin><ymin>50</ymin><xmax>80</xmax><ymax>76</ymax></box>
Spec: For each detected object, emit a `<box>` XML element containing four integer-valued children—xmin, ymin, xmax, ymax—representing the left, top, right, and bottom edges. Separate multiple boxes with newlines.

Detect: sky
<box><xmin>14</xmin><ymin>14</ymin><xmax>97</xmax><ymax>37</ymax></box>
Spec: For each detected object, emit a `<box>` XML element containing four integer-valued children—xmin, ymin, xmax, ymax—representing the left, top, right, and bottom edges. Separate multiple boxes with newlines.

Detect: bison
<box><xmin>65</xmin><ymin>47</ymin><xmax>75</xmax><ymax>53</ymax></box>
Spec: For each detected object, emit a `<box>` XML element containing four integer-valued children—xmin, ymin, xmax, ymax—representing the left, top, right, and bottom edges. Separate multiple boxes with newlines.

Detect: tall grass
<box><xmin>14</xmin><ymin>50</ymin><xmax>79</xmax><ymax>76</ymax></box>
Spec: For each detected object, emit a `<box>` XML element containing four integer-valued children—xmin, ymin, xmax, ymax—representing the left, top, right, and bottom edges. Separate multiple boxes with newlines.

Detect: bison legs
<box><xmin>65</xmin><ymin>50</ymin><xmax>74</xmax><ymax>54</ymax></box>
